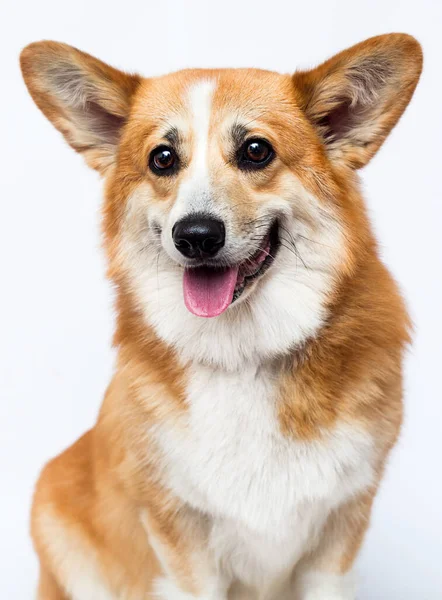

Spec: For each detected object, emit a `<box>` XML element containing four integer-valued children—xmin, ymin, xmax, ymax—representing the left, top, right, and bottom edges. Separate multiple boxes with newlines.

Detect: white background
<box><xmin>1</xmin><ymin>0</ymin><xmax>441</xmax><ymax>598</ymax></box>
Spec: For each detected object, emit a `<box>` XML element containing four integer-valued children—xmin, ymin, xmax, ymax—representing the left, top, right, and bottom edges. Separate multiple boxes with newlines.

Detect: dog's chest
<box><xmin>158</xmin><ymin>364</ymin><xmax>374</xmax><ymax>581</ymax></box>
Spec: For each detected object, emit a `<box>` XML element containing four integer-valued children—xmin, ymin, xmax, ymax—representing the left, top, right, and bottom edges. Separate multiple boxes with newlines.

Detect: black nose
<box><xmin>172</xmin><ymin>216</ymin><xmax>225</xmax><ymax>258</ymax></box>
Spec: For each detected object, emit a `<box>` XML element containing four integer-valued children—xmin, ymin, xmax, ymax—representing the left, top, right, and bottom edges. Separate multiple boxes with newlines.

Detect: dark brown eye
<box><xmin>238</xmin><ymin>138</ymin><xmax>274</xmax><ymax>170</ymax></box>
<box><xmin>149</xmin><ymin>146</ymin><xmax>177</xmax><ymax>175</ymax></box>
<box><xmin>246</xmin><ymin>140</ymin><xmax>270</xmax><ymax>161</ymax></box>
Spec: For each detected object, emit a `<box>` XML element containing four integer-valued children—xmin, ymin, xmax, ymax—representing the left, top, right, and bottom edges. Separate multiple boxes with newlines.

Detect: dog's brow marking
<box><xmin>187</xmin><ymin>79</ymin><xmax>215</xmax><ymax>180</ymax></box>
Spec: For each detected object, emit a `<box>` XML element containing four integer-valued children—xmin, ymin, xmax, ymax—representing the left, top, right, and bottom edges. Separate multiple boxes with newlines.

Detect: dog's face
<box><xmin>120</xmin><ymin>69</ymin><xmax>342</xmax><ymax>319</ymax></box>
<box><xmin>21</xmin><ymin>36</ymin><xmax>422</xmax><ymax>367</ymax></box>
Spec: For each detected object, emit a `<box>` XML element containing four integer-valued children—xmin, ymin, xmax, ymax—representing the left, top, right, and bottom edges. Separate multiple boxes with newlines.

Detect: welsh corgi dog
<box><xmin>21</xmin><ymin>33</ymin><xmax>422</xmax><ymax>600</ymax></box>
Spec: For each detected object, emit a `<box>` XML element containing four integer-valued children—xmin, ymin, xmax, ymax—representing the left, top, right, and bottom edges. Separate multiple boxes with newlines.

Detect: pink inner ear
<box><xmin>315</xmin><ymin>58</ymin><xmax>394</xmax><ymax>146</ymax></box>
<box><xmin>80</xmin><ymin>100</ymin><xmax>126</xmax><ymax>145</ymax></box>
<box><xmin>318</xmin><ymin>99</ymin><xmax>367</xmax><ymax>143</ymax></box>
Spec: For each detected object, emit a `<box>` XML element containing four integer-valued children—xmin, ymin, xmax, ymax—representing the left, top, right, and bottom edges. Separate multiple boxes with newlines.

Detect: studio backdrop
<box><xmin>1</xmin><ymin>1</ymin><xmax>441</xmax><ymax>598</ymax></box>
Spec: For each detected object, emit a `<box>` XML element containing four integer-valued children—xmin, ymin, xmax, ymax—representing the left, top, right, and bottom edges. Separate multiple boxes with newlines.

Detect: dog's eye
<box><xmin>238</xmin><ymin>139</ymin><xmax>274</xmax><ymax>170</ymax></box>
<box><xmin>149</xmin><ymin>146</ymin><xmax>177</xmax><ymax>175</ymax></box>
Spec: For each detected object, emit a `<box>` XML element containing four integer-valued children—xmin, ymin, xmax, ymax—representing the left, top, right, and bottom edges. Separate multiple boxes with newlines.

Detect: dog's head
<box><xmin>21</xmin><ymin>35</ymin><xmax>422</xmax><ymax>367</ymax></box>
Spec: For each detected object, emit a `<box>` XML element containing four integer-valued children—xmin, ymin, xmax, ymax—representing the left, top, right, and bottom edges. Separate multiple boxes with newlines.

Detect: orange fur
<box><xmin>20</xmin><ymin>34</ymin><xmax>422</xmax><ymax>599</ymax></box>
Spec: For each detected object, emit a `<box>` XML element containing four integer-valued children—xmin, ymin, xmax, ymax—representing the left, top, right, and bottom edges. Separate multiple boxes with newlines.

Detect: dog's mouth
<box><xmin>183</xmin><ymin>221</ymin><xmax>280</xmax><ymax>318</ymax></box>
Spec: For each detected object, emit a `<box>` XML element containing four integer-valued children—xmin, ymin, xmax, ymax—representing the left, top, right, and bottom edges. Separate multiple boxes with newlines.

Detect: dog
<box><xmin>21</xmin><ymin>33</ymin><xmax>422</xmax><ymax>600</ymax></box>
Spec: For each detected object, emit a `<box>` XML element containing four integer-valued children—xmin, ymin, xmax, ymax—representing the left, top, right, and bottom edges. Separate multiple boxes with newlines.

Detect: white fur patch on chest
<box><xmin>156</xmin><ymin>364</ymin><xmax>375</xmax><ymax>586</ymax></box>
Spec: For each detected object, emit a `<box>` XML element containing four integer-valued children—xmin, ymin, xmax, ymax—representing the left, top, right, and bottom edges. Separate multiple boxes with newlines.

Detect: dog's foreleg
<box><xmin>291</xmin><ymin>491</ymin><xmax>375</xmax><ymax>600</ymax></box>
<box><xmin>141</xmin><ymin>507</ymin><xmax>229</xmax><ymax>600</ymax></box>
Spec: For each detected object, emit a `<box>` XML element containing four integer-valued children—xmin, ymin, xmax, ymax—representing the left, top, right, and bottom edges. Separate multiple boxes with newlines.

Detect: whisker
<box><xmin>277</xmin><ymin>224</ymin><xmax>311</xmax><ymax>271</ymax></box>
<box><xmin>279</xmin><ymin>238</ymin><xmax>309</xmax><ymax>270</ymax></box>
<box><xmin>295</xmin><ymin>233</ymin><xmax>335</xmax><ymax>249</ymax></box>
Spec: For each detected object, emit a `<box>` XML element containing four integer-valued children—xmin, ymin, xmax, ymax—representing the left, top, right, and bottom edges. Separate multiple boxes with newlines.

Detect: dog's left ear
<box><xmin>293</xmin><ymin>34</ymin><xmax>423</xmax><ymax>169</ymax></box>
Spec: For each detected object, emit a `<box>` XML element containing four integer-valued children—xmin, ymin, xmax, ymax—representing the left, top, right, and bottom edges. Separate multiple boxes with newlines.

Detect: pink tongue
<box><xmin>183</xmin><ymin>266</ymin><xmax>239</xmax><ymax>318</ymax></box>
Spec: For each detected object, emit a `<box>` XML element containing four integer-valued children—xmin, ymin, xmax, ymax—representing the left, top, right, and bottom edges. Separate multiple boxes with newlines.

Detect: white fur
<box><xmin>187</xmin><ymin>80</ymin><xmax>215</xmax><ymax>180</ymax></box>
<box><xmin>292</xmin><ymin>570</ymin><xmax>356</xmax><ymax>600</ymax></box>
<box><xmin>166</xmin><ymin>80</ymin><xmax>218</xmax><ymax>230</ymax></box>
<box><xmin>154</xmin><ymin>364</ymin><xmax>375</xmax><ymax>596</ymax></box>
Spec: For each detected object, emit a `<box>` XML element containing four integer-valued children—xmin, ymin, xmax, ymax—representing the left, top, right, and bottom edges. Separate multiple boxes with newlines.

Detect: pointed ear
<box><xmin>293</xmin><ymin>34</ymin><xmax>423</xmax><ymax>169</ymax></box>
<box><xmin>20</xmin><ymin>41</ymin><xmax>141</xmax><ymax>174</ymax></box>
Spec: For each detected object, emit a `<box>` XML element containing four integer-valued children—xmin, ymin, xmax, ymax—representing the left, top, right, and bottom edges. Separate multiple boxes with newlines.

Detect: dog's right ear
<box><xmin>20</xmin><ymin>41</ymin><xmax>141</xmax><ymax>175</ymax></box>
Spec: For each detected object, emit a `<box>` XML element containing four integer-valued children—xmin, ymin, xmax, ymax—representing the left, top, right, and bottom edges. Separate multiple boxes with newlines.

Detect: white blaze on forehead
<box><xmin>168</xmin><ymin>80</ymin><xmax>217</xmax><ymax>225</ymax></box>
<box><xmin>187</xmin><ymin>79</ymin><xmax>216</xmax><ymax>178</ymax></box>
